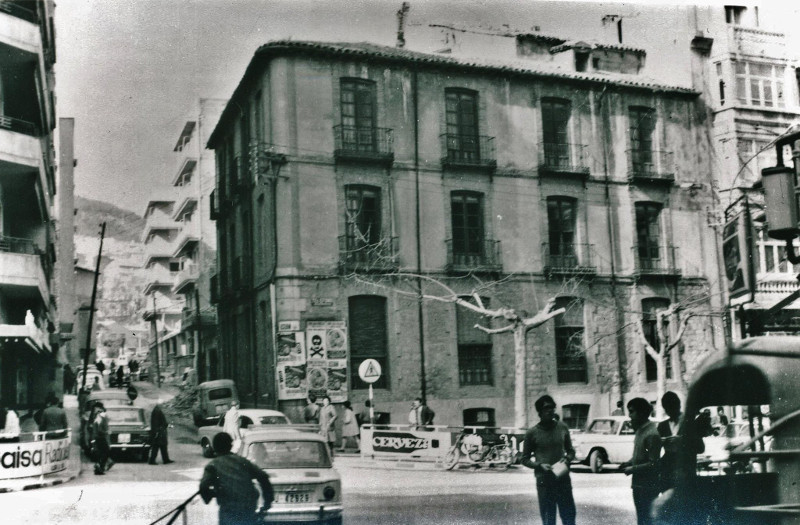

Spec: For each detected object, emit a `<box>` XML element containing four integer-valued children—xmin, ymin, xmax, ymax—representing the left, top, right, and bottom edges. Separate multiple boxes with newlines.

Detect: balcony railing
<box><xmin>440</xmin><ymin>134</ymin><xmax>496</xmax><ymax>170</ymax></box>
<box><xmin>542</xmin><ymin>243</ymin><xmax>597</xmax><ymax>276</ymax></box>
<box><xmin>338</xmin><ymin>235</ymin><xmax>399</xmax><ymax>272</ymax></box>
<box><xmin>0</xmin><ymin>115</ymin><xmax>38</xmax><ymax>136</ymax></box>
<box><xmin>333</xmin><ymin>125</ymin><xmax>394</xmax><ymax>164</ymax></box>
<box><xmin>445</xmin><ymin>239</ymin><xmax>502</xmax><ymax>273</ymax></box>
<box><xmin>0</xmin><ymin>1</ymin><xmax>38</xmax><ymax>23</ymax></box>
<box><xmin>627</xmin><ymin>149</ymin><xmax>675</xmax><ymax>183</ymax></box>
<box><xmin>538</xmin><ymin>142</ymin><xmax>590</xmax><ymax>178</ymax></box>
<box><xmin>632</xmin><ymin>245</ymin><xmax>681</xmax><ymax>278</ymax></box>
<box><xmin>0</xmin><ymin>235</ymin><xmax>36</xmax><ymax>255</ymax></box>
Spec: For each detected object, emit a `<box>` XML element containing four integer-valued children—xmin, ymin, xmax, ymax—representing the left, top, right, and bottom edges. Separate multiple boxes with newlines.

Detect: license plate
<box><xmin>284</xmin><ymin>492</ymin><xmax>311</xmax><ymax>503</ymax></box>
<box><xmin>117</xmin><ymin>433</ymin><xmax>131</xmax><ymax>443</ymax></box>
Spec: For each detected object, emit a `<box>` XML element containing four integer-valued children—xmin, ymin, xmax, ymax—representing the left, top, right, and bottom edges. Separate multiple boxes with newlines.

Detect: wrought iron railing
<box><xmin>538</xmin><ymin>142</ymin><xmax>590</xmax><ymax>176</ymax></box>
<box><xmin>0</xmin><ymin>115</ymin><xmax>38</xmax><ymax>136</ymax></box>
<box><xmin>440</xmin><ymin>134</ymin><xmax>496</xmax><ymax>168</ymax></box>
<box><xmin>632</xmin><ymin>245</ymin><xmax>681</xmax><ymax>277</ymax></box>
<box><xmin>542</xmin><ymin>243</ymin><xmax>597</xmax><ymax>275</ymax></box>
<box><xmin>333</xmin><ymin>125</ymin><xmax>394</xmax><ymax>161</ymax></box>
<box><xmin>338</xmin><ymin>235</ymin><xmax>399</xmax><ymax>271</ymax></box>
<box><xmin>445</xmin><ymin>239</ymin><xmax>502</xmax><ymax>272</ymax></box>
<box><xmin>0</xmin><ymin>235</ymin><xmax>36</xmax><ymax>254</ymax></box>
<box><xmin>627</xmin><ymin>149</ymin><xmax>675</xmax><ymax>182</ymax></box>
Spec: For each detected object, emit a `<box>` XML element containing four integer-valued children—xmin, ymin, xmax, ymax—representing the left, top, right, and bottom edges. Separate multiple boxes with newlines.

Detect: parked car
<box><xmin>193</xmin><ymin>379</ymin><xmax>239</xmax><ymax>427</ymax></box>
<box><xmin>241</xmin><ymin>429</ymin><xmax>342</xmax><ymax>525</ymax></box>
<box><xmin>571</xmin><ymin>416</ymin><xmax>635</xmax><ymax>473</ymax></box>
<box><xmin>106</xmin><ymin>406</ymin><xmax>151</xmax><ymax>461</ymax></box>
<box><xmin>198</xmin><ymin>408</ymin><xmax>313</xmax><ymax>457</ymax></box>
<box><xmin>76</xmin><ymin>365</ymin><xmax>106</xmax><ymax>391</ymax></box>
<box><xmin>698</xmin><ymin>419</ymin><xmax>771</xmax><ymax>468</ymax></box>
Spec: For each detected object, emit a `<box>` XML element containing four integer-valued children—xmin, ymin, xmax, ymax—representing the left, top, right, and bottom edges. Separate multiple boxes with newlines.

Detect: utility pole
<box><xmin>81</xmin><ymin>222</ymin><xmax>105</xmax><ymax>392</ymax></box>
<box><xmin>150</xmin><ymin>295</ymin><xmax>162</xmax><ymax>388</ymax></box>
<box><xmin>194</xmin><ymin>288</ymin><xmax>203</xmax><ymax>383</ymax></box>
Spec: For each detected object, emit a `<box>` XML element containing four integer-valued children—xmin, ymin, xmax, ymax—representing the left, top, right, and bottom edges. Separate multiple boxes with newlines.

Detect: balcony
<box><xmin>0</xmin><ymin>1</ymin><xmax>38</xmax><ymax>23</ymax></box>
<box><xmin>172</xmin><ymin>223</ymin><xmax>200</xmax><ymax>258</ymax></box>
<box><xmin>632</xmin><ymin>245</ymin><xmax>681</xmax><ymax>279</ymax></box>
<box><xmin>538</xmin><ymin>142</ymin><xmax>590</xmax><ymax>179</ymax></box>
<box><xmin>0</xmin><ymin>118</ymin><xmax>40</xmax><ymax>170</ymax></box>
<box><xmin>143</xmin><ymin>265</ymin><xmax>175</xmax><ymax>295</ymax></box>
<box><xmin>181</xmin><ymin>308</ymin><xmax>217</xmax><ymax>330</ymax></box>
<box><xmin>0</xmin><ymin>322</ymin><xmax>50</xmax><ymax>353</ymax></box>
<box><xmin>173</xmin><ymin>263</ymin><xmax>199</xmax><ymax>295</ymax></box>
<box><xmin>440</xmin><ymin>134</ymin><xmax>496</xmax><ymax>171</ymax></box>
<box><xmin>542</xmin><ymin>243</ymin><xmax>597</xmax><ymax>277</ymax></box>
<box><xmin>0</xmin><ymin>235</ymin><xmax>49</xmax><ymax>304</ymax></box>
<box><xmin>445</xmin><ymin>239</ymin><xmax>502</xmax><ymax>274</ymax></box>
<box><xmin>0</xmin><ymin>2</ymin><xmax>41</xmax><ymax>58</ymax></box>
<box><xmin>627</xmin><ymin>149</ymin><xmax>675</xmax><ymax>184</ymax></box>
<box><xmin>333</xmin><ymin>125</ymin><xmax>394</xmax><ymax>165</ymax></box>
<box><xmin>338</xmin><ymin>235</ymin><xmax>399</xmax><ymax>273</ymax></box>
<box><xmin>731</xmin><ymin>25</ymin><xmax>785</xmax><ymax>59</ymax></box>
<box><xmin>143</xmin><ymin>236</ymin><xmax>176</xmax><ymax>266</ymax></box>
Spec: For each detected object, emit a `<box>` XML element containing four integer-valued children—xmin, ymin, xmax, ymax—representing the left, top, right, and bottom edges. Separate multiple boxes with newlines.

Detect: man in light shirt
<box><xmin>0</xmin><ymin>406</ymin><xmax>20</xmax><ymax>441</ymax></box>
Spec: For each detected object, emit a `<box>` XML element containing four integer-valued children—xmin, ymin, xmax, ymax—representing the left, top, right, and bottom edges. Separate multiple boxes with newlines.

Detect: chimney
<box><xmin>396</xmin><ymin>2</ymin><xmax>410</xmax><ymax>48</ymax></box>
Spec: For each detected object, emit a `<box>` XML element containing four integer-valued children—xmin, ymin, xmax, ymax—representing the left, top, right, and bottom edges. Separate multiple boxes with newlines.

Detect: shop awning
<box><xmin>0</xmin><ymin>323</ymin><xmax>50</xmax><ymax>353</ymax></box>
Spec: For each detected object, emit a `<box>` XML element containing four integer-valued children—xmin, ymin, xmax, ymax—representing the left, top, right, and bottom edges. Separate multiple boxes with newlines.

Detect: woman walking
<box><xmin>318</xmin><ymin>395</ymin><xmax>337</xmax><ymax>458</ymax></box>
<box><xmin>338</xmin><ymin>401</ymin><xmax>360</xmax><ymax>453</ymax></box>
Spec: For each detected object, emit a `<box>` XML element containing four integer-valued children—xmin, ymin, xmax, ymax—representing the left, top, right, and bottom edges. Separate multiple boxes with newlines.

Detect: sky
<box><xmin>54</xmin><ymin>0</ymin><xmax>800</xmax><ymax>214</ymax></box>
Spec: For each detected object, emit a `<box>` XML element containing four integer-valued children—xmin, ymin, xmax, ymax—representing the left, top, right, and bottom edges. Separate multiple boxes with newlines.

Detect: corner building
<box><xmin>208</xmin><ymin>39</ymin><xmax>724</xmax><ymax>428</ymax></box>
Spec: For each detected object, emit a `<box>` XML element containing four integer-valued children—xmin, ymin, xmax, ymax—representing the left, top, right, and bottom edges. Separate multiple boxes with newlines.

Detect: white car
<box><xmin>198</xmin><ymin>409</ymin><xmax>319</xmax><ymax>457</ymax></box>
<box><xmin>241</xmin><ymin>429</ymin><xmax>342</xmax><ymax>525</ymax></box>
<box><xmin>572</xmin><ymin>416</ymin><xmax>635</xmax><ymax>473</ymax></box>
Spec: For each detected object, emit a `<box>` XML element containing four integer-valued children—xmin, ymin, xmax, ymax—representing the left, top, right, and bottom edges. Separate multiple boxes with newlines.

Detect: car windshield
<box><xmin>106</xmin><ymin>409</ymin><xmax>144</xmax><ymax>425</ymax></box>
<box><xmin>587</xmin><ymin>420</ymin><xmax>619</xmax><ymax>435</ymax></box>
<box><xmin>208</xmin><ymin>388</ymin><xmax>232</xmax><ymax>401</ymax></box>
<box><xmin>246</xmin><ymin>440</ymin><xmax>332</xmax><ymax>469</ymax></box>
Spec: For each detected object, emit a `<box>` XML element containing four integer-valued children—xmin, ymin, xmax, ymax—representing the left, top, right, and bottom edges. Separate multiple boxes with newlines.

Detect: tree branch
<box><xmin>475</xmin><ymin>323</ymin><xmax>514</xmax><ymax>335</ymax></box>
<box><xmin>667</xmin><ymin>312</ymin><xmax>696</xmax><ymax>352</ymax></box>
<box><xmin>522</xmin><ymin>298</ymin><xmax>565</xmax><ymax>328</ymax></box>
<box><xmin>634</xmin><ymin>318</ymin><xmax>660</xmax><ymax>360</ymax></box>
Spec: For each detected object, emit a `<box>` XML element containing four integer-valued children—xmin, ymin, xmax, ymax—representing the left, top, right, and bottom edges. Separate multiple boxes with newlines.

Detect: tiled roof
<box><xmin>549</xmin><ymin>40</ymin><xmax>647</xmax><ymax>57</ymax></box>
<box><xmin>209</xmin><ymin>39</ymin><xmax>696</xmax><ymax>147</ymax></box>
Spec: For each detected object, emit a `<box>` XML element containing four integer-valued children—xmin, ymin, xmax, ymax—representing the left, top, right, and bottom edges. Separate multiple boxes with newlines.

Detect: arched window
<box><xmin>348</xmin><ymin>295</ymin><xmax>389</xmax><ymax>389</ymax></box>
<box><xmin>554</xmin><ymin>297</ymin><xmax>587</xmax><ymax>383</ymax></box>
<box><xmin>445</xmin><ymin>88</ymin><xmax>479</xmax><ymax>162</ymax></box>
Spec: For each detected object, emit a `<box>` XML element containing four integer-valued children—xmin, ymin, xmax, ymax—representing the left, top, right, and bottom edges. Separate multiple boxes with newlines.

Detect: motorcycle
<box><xmin>443</xmin><ymin>429</ymin><xmax>514</xmax><ymax>470</ymax></box>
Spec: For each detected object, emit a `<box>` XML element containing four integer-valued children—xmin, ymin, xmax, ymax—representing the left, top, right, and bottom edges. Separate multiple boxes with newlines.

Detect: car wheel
<box><xmin>201</xmin><ymin>438</ymin><xmax>215</xmax><ymax>458</ymax></box>
<box><xmin>590</xmin><ymin>449</ymin><xmax>606</xmax><ymax>473</ymax></box>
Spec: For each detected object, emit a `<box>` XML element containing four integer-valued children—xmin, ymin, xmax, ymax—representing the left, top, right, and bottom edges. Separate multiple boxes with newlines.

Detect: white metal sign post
<box><xmin>358</xmin><ymin>359</ymin><xmax>381</xmax><ymax>423</ymax></box>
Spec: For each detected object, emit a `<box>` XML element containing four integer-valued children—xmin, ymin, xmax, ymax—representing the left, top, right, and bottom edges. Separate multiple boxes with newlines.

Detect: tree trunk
<box><xmin>655</xmin><ymin>314</ymin><xmax>668</xmax><ymax>420</ymax></box>
<box><xmin>513</xmin><ymin>325</ymin><xmax>526</xmax><ymax>429</ymax></box>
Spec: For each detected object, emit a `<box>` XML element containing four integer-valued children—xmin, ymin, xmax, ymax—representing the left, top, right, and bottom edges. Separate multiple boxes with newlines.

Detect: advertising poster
<box><xmin>276</xmin><ymin>332</ymin><xmax>307</xmax><ymax>401</ymax></box>
<box><xmin>306</xmin><ymin>321</ymin><xmax>349</xmax><ymax>403</ymax></box>
<box><xmin>0</xmin><ymin>435</ymin><xmax>70</xmax><ymax>479</ymax></box>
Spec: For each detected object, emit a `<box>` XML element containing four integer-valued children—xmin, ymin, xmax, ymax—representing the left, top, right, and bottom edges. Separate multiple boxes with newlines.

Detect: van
<box><xmin>193</xmin><ymin>379</ymin><xmax>239</xmax><ymax>427</ymax></box>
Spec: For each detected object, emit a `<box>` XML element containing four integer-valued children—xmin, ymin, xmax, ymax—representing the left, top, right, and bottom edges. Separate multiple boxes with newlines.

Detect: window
<box><xmin>169</xmin><ymin>260</ymin><xmax>182</xmax><ymax>273</ymax></box>
<box><xmin>345</xmin><ymin>185</ymin><xmax>381</xmax><ymax>254</ymax></box>
<box><xmin>629</xmin><ymin>106</ymin><xmax>656</xmax><ymax>170</ymax></box>
<box><xmin>735</xmin><ymin>61</ymin><xmax>785</xmax><ymax>108</ymax></box>
<box><xmin>575</xmin><ymin>52</ymin><xmax>589</xmax><ymax>72</ymax></box>
<box><xmin>349</xmin><ymin>296</ymin><xmax>389</xmax><ymax>389</ymax></box>
<box><xmin>554</xmin><ymin>297</ymin><xmax>587</xmax><ymax>383</ymax></box>
<box><xmin>562</xmin><ymin>404</ymin><xmax>590</xmax><ymax>430</ymax></box>
<box><xmin>635</xmin><ymin>202</ymin><xmax>662</xmax><ymax>268</ymax></box>
<box><xmin>737</xmin><ymin>139</ymin><xmax>778</xmax><ymax>185</ymax></box>
<box><xmin>451</xmin><ymin>191</ymin><xmax>485</xmax><ymax>260</ymax></box>
<box><xmin>541</xmin><ymin>98</ymin><xmax>571</xmax><ymax>168</ymax></box>
<box><xmin>716</xmin><ymin>63</ymin><xmax>726</xmax><ymax>106</ymax></box>
<box><xmin>457</xmin><ymin>297</ymin><xmax>492</xmax><ymax>386</ymax></box>
<box><xmin>642</xmin><ymin>298</ymin><xmax>673</xmax><ymax>382</ymax></box>
<box><xmin>463</xmin><ymin>408</ymin><xmax>496</xmax><ymax>427</ymax></box>
<box><xmin>547</xmin><ymin>197</ymin><xmax>577</xmax><ymax>264</ymax></box>
<box><xmin>445</xmin><ymin>89</ymin><xmax>479</xmax><ymax>162</ymax></box>
<box><xmin>340</xmin><ymin>79</ymin><xmax>376</xmax><ymax>152</ymax></box>
<box><xmin>725</xmin><ymin>5</ymin><xmax>746</xmax><ymax>25</ymax></box>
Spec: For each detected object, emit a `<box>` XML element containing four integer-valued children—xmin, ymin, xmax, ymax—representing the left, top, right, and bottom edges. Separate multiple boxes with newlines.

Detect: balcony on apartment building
<box><xmin>632</xmin><ymin>245</ymin><xmax>681</xmax><ymax>279</ymax></box>
<box><xmin>440</xmin><ymin>134</ymin><xmax>497</xmax><ymax>170</ymax></box>
<box><xmin>0</xmin><ymin>1</ymin><xmax>41</xmax><ymax>55</ymax></box>
<box><xmin>173</xmin><ymin>262</ymin><xmax>198</xmax><ymax>295</ymax></box>
<box><xmin>538</xmin><ymin>142</ymin><xmax>591</xmax><ymax>179</ymax></box>
<box><xmin>143</xmin><ymin>264</ymin><xmax>176</xmax><ymax>296</ymax></box>
<box><xmin>0</xmin><ymin>320</ymin><xmax>50</xmax><ymax>353</ymax></box>
<box><xmin>627</xmin><ymin>149</ymin><xmax>675</xmax><ymax>184</ymax></box>
<box><xmin>542</xmin><ymin>243</ymin><xmax>598</xmax><ymax>277</ymax></box>
<box><xmin>445</xmin><ymin>239</ymin><xmax>502</xmax><ymax>274</ymax></box>
<box><xmin>180</xmin><ymin>307</ymin><xmax>217</xmax><ymax>331</ymax></box>
<box><xmin>0</xmin><ymin>235</ymin><xmax>50</xmax><ymax>305</ymax></box>
<box><xmin>172</xmin><ymin>166</ymin><xmax>198</xmax><ymax>219</ymax></box>
<box><xmin>173</xmin><ymin>218</ymin><xmax>199</xmax><ymax>258</ymax></box>
<box><xmin>729</xmin><ymin>25</ymin><xmax>786</xmax><ymax>59</ymax></box>
<box><xmin>144</xmin><ymin>236</ymin><xmax>177</xmax><ymax>266</ymax></box>
<box><xmin>337</xmin><ymin>235</ymin><xmax>399</xmax><ymax>273</ymax></box>
<box><xmin>0</xmin><ymin>114</ymin><xmax>40</xmax><ymax>168</ymax></box>
<box><xmin>333</xmin><ymin>125</ymin><xmax>394</xmax><ymax>165</ymax></box>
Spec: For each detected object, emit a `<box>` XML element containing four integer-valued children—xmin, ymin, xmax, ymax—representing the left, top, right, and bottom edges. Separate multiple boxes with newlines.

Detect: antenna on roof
<box><xmin>396</xmin><ymin>2</ymin><xmax>410</xmax><ymax>48</ymax></box>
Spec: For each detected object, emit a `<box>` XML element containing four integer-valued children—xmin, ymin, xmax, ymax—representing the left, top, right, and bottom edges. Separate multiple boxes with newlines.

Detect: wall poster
<box><xmin>306</xmin><ymin>321</ymin><xmax>348</xmax><ymax>403</ymax></box>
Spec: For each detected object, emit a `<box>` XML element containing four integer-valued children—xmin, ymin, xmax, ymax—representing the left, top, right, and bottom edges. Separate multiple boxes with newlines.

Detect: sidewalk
<box><xmin>0</xmin><ymin>395</ymin><xmax>82</xmax><ymax>493</ymax></box>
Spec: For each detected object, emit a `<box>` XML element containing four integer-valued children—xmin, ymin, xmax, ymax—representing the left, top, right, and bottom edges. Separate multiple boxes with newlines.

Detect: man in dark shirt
<box><xmin>522</xmin><ymin>395</ymin><xmax>576</xmax><ymax>525</ymax></box>
<box><xmin>39</xmin><ymin>394</ymin><xmax>69</xmax><ymax>438</ymax></box>
<box><xmin>148</xmin><ymin>403</ymin><xmax>173</xmax><ymax>465</ymax></box>
<box><xmin>621</xmin><ymin>397</ymin><xmax>662</xmax><ymax>525</ymax></box>
<box><xmin>92</xmin><ymin>403</ymin><xmax>114</xmax><ymax>475</ymax></box>
<box><xmin>200</xmin><ymin>432</ymin><xmax>273</xmax><ymax>525</ymax></box>
<box><xmin>303</xmin><ymin>394</ymin><xmax>320</xmax><ymax>424</ymax></box>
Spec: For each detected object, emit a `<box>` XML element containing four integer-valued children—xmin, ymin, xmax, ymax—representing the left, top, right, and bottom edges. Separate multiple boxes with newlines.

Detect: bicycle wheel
<box><xmin>444</xmin><ymin>446</ymin><xmax>461</xmax><ymax>470</ymax></box>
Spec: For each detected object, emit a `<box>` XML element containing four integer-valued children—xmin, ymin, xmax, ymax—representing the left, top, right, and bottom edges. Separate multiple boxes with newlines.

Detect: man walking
<box><xmin>521</xmin><ymin>395</ymin><xmax>577</xmax><ymax>525</ymax></box>
<box><xmin>92</xmin><ymin>403</ymin><xmax>114</xmax><ymax>475</ymax></box>
<box><xmin>200</xmin><ymin>432</ymin><xmax>273</xmax><ymax>525</ymax></box>
<box><xmin>149</xmin><ymin>403</ymin><xmax>173</xmax><ymax>465</ymax></box>
<box><xmin>621</xmin><ymin>398</ymin><xmax>662</xmax><ymax>525</ymax></box>
<box><xmin>39</xmin><ymin>394</ymin><xmax>69</xmax><ymax>438</ymax></box>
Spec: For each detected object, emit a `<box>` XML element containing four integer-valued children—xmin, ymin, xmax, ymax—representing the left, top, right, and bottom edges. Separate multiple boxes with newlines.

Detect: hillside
<box><xmin>75</xmin><ymin>195</ymin><xmax>145</xmax><ymax>242</ymax></box>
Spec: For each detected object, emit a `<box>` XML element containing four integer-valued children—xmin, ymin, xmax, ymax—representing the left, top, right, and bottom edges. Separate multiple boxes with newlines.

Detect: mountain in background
<box><xmin>75</xmin><ymin>195</ymin><xmax>145</xmax><ymax>243</ymax></box>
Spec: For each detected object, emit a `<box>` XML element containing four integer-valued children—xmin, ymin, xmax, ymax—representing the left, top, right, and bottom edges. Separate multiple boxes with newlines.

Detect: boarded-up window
<box><xmin>349</xmin><ymin>295</ymin><xmax>388</xmax><ymax>389</ymax></box>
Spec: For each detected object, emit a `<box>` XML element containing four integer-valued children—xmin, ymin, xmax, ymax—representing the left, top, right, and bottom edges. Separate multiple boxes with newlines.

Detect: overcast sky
<box><xmin>54</xmin><ymin>0</ymin><xmax>799</xmax><ymax>214</ymax></box>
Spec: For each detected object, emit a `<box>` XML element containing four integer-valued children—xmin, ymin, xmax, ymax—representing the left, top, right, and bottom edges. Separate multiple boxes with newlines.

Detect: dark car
<box><xmin>106</xmin><ymin>406</ymin><xmax>151</xmax><ymax>461</ymax></box>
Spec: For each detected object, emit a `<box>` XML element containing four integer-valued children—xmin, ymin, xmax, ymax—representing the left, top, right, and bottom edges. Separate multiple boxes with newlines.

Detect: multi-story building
<box><xmin>0</xmin><ymin>0</ymin><xmax>63</xmax><ymax>406</ymax></box>
<box><xmin>208</xmin><ymin>37</ymin><xmax>725</xmax><ymax>428</ymax></box>
<box><xmin>142</xmin><ymin>99</ymin><xmax>223</xmax><ymax>382</ymax></box>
